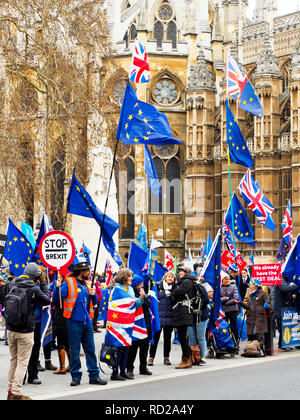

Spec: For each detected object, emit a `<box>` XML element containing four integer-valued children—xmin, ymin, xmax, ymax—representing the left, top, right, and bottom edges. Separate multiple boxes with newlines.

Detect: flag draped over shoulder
<box><xmin>67</xmin><ymin>169</ymin><xmax>123</xmax><ymax>266</ymax></box>
<box><xmin>116</xmin><ymin>83</ymin><xmax>182</xmax><ymax>146</ymax></box>
<box><xmin>225</xmin><ymin>193</ymin><xmax>256</xmax><ymax>245</ymax></box>
<box><xmin>4</xmin><ymin>219</ymin><xmax>33</xmax><ymax>277</ymax></box>
<box><xmin>201</xmin><ymin>230</ymin><xmax>222</xmax><ymax>328</ymax></box>
<box><xmin>226</xmin><ymin>99</ymin><xmax>254</xmax><ymax>169</ymax></box>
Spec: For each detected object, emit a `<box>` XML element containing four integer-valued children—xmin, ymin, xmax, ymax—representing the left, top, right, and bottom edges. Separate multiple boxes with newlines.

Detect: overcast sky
<box><xmin>247</xmin><ymin>0</ymin><xmax>299</xmax><ymax>19</ymax></box>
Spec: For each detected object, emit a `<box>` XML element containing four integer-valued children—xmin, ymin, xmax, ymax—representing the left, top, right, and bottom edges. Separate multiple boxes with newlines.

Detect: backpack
<box><xmin>190</xmin><ymin>283</ymin><xmax>203</xmax><ymax>318</ymax></box>
<box><xmin>242</xmin><ymin>340</ymin><xmax>262</xmax><ymax>358</ymax></box>
<box><xmin>4</xmin><ymin>286</ymin><xmax>28</xmax><ymax>327</ymax></box>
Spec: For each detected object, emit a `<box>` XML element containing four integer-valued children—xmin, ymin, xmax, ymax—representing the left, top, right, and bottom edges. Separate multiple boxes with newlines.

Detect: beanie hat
<box><xmin>229</xmin><ymin>264</ymin><xmax>239</xmax><ymax>273</ymax></box>
<box><xmin>24</xmin><ymin>262</ymin><xmax>42</xmax><ymax>279</ymax></box>
<box><xmin>221</xmin><ymin>271</ymin><xmax>230</xmax><ymax>281</ymax></box>
<box><xmin>131</xmin><ymin>274</ymin><xmax>144</xmax><ymax>288</ymax></box>
<box><xmin>178</xmin><ymin>265</ymin><xmax>191</xmax><ymax>273</ymax></box>
<box><xmin>250</xmin><ymin>278</ymin><xmax>262</xmax><ymax>288</ymax></box>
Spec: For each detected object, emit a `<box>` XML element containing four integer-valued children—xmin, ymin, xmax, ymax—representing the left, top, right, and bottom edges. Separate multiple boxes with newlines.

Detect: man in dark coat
<box><xmin>171</xmin><ymin>266</ymin><xmax>197</xmax><ymax>369</ymax></box>
<box><xmin>127</xmin><ymin>275</ymin><xmax>152</xmax><ymax>377</ymax></box>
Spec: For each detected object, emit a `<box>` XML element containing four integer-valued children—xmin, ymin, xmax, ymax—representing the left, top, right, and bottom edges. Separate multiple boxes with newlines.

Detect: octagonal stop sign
<box><xmin>39</xmin><ymin>231</ymin><xmax>75</xmax><ymax>272</ymax></box>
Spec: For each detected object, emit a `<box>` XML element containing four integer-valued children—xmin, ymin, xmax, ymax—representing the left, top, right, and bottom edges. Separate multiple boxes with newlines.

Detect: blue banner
<box><xmin>281</xmin><ymin>308</ymin><xmax>300</xmax><ymax>348</ymax></box>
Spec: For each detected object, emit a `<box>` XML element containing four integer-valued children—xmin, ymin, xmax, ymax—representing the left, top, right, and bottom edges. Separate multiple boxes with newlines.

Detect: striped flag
<box><xmin>129</xmin><ymin>39</ymin><xmax>150</xmax><ymax>84</ymax></box>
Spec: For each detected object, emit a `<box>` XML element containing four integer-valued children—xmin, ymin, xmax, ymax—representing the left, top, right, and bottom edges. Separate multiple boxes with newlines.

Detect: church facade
<box><xmin>104</xmin><ymin>0</ymin><xmax>300</xmax><ymax>264</ymax></box>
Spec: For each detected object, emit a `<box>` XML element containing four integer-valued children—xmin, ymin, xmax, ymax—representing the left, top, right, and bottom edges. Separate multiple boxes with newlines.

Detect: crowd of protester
<box><xmin>1</xmin><ymin>257</ymin><xmax>300</xmax><ymax>400</ymax></box>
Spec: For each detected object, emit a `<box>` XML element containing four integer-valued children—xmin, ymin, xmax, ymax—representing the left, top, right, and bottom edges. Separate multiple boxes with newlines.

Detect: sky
<box><xmin>247</xmin><ymin>0</ymin><xmax>299</xmax><ymax>19</ymax></box>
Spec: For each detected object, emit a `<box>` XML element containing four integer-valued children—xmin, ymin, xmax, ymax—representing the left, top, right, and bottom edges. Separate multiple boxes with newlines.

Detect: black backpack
<box><xmin>4</xmin><ymin>286</ymin><xmax>28</xmax><ymax>327</ymax></box>
<box><xmin>189</xmin><ymin>283</ymin><xmax>203</xmax><ymax>318</ymax></box>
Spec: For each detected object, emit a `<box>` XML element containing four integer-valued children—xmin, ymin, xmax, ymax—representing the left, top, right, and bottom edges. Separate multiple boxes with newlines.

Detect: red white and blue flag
<box><xmin>227</xmin><ymin>54</ymin><xmax>263</xmax><ymax>118</ymax></box>
<box><xmin>282</xmin><ymin>199</ymin><xmax>293</xmax><ymax>248</ymax></box>
<box><xmin>129</xmin><ymin>39</ymin><xmax>150</xmax><ymax>84</ymax></box>
<box><xmin>105</xmin><ymin>285</ymin><xmax>148</xmax><ymax>347</ymax></box>
<box><xmin>238</xmin><ymin>169</ymin><xmax>275</xmax><ymax>232</ymax></box>
<box><xmin>105</xmin><ymin>259</ymin><xmax>113</xmax><ymax>287</ymax></box>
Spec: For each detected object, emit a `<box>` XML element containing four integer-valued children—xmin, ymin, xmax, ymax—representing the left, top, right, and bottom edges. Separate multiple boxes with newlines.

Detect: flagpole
<box><xmin>227</xmin><ymin>146</ymin><xmax>238</xmax><ymax>263</ymax></box>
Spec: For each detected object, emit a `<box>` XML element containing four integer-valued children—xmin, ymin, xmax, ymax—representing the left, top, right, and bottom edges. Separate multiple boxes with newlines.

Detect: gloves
<box><xmin>264</xmin><ymin>302</ymin><xmax>269</xmax><ymax>310</ymax></box>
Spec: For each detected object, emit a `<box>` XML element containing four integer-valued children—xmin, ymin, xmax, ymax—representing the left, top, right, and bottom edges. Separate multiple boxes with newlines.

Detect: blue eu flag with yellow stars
<box><xmin>98</xmin><ymin>288</ymin><xmax>111</xmax><ymax>321</ymax></box>
<box><xmin>225</xmin><ymin>193</ymin><xmax>256</xmax><ymax>246</ymax></box>
<box><xmin>282</xmin><ymin>235</ymin><xmax>300</xmax><ymax>286</ymax></box>
<box><xmin>144</xmin><ymin>145</ymin><xmax>161</xmax><ymax>197</ymax></box>
<box><xmin>67</xmin><ymin>169</ymin><xmax>123</xmax><ymax>266</ymax></box>
<box><xmin>226</xmin><ymin>100</ymin><xmax>254</xmax><ymax>169</ymax></box>
<box><xmin>137</xmin><ymin>223</ymin><xmax>148</xmax><ymax>253</ymax></box>
<box><xmin>117</xmin><ymin>83</ymin><xmax>182</xmax><ymax>146</ymax></box>
<box><xmin>4</xmin><ymin>218</ymin><xmax>33</xmax><ymax>277</ymax></box>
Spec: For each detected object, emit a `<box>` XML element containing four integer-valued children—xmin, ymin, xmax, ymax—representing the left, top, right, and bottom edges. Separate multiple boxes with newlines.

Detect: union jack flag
<box><xmin>105</xmin><ymin>285</ymin><xmax>148</xmax><ymax>347</ymax></box>
<box><xmin>105</xmin><ymin>259</ymin><xmax>113</xmax><ymax>287</ymax></box>
<box><xmin>282</xmin><ymin>199</ymin><xmax>293</xmax><ymax>248</ymax></box>
<box><xmin>227</xmin><ymin>54</ymin><xmax>263</xmax><ymax>118</ymax></box>
<box><xmin>238</xmin><ymin>169</ymin><xmax>276</xmax><ymax>231</ymax></box>
<box><xmin>222</xmin><ymin>221</ymin><xmax>241</xmax><ymax>256</ymax></box>
<box><xmin>129</xmin><ymin>39</ymin><xmax>150</xmax><ymax>84</ymax></box>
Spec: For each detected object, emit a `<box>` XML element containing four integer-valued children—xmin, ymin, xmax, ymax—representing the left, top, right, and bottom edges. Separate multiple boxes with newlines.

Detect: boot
<box><xmin>175</xmin><ymin>357</ymin><xmax>192</xmax><ymax>369</ymax></box>
<box><xmin>45</xmin><ymin>360</ymin><xmax>57</xmax><ymax>371</ymax></box>
<box><xmin>65</xmin><ymin>350</ymin><xmax>71</xmax><ymax>372</ymax></box>
<box><xmin>53</xmin><ymin>349</ymin><xmax>66</xmax><ymax>374</ymax></box>
<box><xmin>9</xmin><ymin>393</ymin><xmax>32</xmax><ymax>400</ymax></box>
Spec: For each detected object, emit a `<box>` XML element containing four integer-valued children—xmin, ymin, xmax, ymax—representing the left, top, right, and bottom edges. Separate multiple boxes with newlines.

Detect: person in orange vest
<box><xmin>53</xmin><ymin>261</ymin><xmax>107</xmax><ymax>387</ymax></box>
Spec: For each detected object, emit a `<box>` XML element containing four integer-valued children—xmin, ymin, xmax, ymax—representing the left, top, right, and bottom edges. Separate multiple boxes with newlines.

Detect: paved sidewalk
<box><xmin>0</xmin><ymin>326</ymin><xmax>296</xmax><ymax>400</ymax></box>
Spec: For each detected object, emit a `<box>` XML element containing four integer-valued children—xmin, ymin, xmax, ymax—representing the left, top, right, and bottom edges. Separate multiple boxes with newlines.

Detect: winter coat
<box><xmin>273</xmin><ymin>277</ymin><xmax>298</xmax><ymax>315</ymax></box>
<box><xmin>171</xmin><ymin>273</ymin><xmax>197</xmax><ymax>327</ymax></box>
<box><xmin>221</xmin><ymin>283</ymin><xmax>239</xmax><ymax>313</ymax></box>
<box><xmin>157</xmin><ymin>280</ymin><xmax>175</xmax><ymax>328</ymax></box>
<box><xmin>242</xmin><ymin>288</ymin><xmax>270</xmax><ymax>335</ymax></box>
<box><xmin>5</xmin><ymin>275</ymin><xmax>51</xmax><ymax>334</ymax></box>
<box><xmin>197</xmin><ymin>283</ymin><xmax>210</xmax><ymax>322</ymax></box>
<box><xmin>0</xmin><ymin>284</ymin><xmax>5</xmax><ymax>306</ymax></box>
<box><xmin>239</xmin><ymin>274</ymin><xmax>251</xmax><ymax>300</ymax></box>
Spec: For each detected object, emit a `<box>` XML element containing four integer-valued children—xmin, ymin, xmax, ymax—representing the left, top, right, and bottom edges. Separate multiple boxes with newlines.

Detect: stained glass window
<box><xmin>152</xmin><ymin>77</ymin><xmax>179</xmax><ymax>106</ymax></box>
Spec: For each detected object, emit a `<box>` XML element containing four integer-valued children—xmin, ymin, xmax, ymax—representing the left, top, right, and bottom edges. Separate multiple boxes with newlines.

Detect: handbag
<box><xmin>99</xmin><ymin>343</ymin><xmax>118</xmax><ymax>373</ymax></box>
<box><xmin>190</xmin><ymin>345</ymin><xmax>201</xmax><ymax>365</ymax></box>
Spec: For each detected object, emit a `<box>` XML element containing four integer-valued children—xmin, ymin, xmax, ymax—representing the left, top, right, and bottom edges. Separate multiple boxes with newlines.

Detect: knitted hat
<box><xmin>221</xmin><ymin>271</ymin><xmax>230</xmax><ymax>281</ymax></box>
<box><xmin>24</xmin><ymin>262</ymin><xmax>42</xmax><ymax>279</ymax></box>
<box><xmin>229</xmin><ymin>264</ymin><xmax>239</xmax><ymax>273</ymax></box>
<box><xmin>131</xmin><ymin>274</ymin><xmax>144</xmax><ymax>288</ymax></box>
<box><xmin>250</xmin><ymin>278</ymin><xmax>262</xmax><ymax>288</ymax></box>
<box><xmin>178</xmin><ymin>265</ymin><xmax>191</xmax><ymax>273</ymax></box>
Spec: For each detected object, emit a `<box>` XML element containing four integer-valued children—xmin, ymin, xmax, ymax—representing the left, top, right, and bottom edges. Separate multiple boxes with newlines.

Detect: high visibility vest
<box><xmin>63</xmin><ymin>277</ymin><xmax>94</xmax><ymax>320</ymax></box>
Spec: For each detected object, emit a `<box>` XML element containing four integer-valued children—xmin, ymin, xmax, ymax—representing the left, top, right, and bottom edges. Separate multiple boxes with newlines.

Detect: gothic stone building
<box><xmin>105</xmin><ymin>0</ymin><xmax>300</xmax><ymax>264</ymax></box>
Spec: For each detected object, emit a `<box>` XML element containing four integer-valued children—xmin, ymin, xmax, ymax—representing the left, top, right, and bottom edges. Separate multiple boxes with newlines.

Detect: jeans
<box><xmin>187</xmin><ymin>318</ymin><xmax>209</xmax><ymax>360</ymax></box>
<box><xmin>66</xmin><ymin>319</ymin><xmax>99</xmax><ymax>381</ymax></box>
<box><xmin>112</xmin><ymin>347</ymin><xmax>129</xmax><ymax>376</ymax></box>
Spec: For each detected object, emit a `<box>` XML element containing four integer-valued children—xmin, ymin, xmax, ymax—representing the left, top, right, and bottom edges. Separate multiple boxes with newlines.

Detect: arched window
<box><xmin>130</xmin><ymin>25</ymin><xmax>137</xmax><ymax>41</ymax></box>
<box><xmin>153</xmin><ymin>1</ymin><xmax>177</xmax><ymax>49</ymax></box>
<box><xmin>149</xmin><ymin>157</ymin><xmax>163</xmax><ymax>213</ymax></box>
<box><xmin>166</xmin><ymin>158</ymin><xmax>180</xmax><ymax>213</ymax></box>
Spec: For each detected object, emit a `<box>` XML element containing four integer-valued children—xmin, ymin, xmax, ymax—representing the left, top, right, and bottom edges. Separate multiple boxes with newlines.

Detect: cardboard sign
<box><xmin>252</xmin><ymin>263</ymin><xmax>282</xmax><ymax>286</ymax></box>
<box><xmin>39</xmin><ymin>231</ymin><xmax>75</xmax><ymax>271</ymax></box>
<box><xmin>221</xmin><ymin>250</ymin><xmax>247</xmax><ymax>274</ymax></box>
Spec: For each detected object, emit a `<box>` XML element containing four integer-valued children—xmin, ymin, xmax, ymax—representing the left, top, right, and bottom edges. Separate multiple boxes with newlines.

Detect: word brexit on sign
<box><xmin>252</xmin><ymin>263</ymin><xmax>282</xmax><ymax>286</ymax></box>
<box><xmin>39</xmin><ymin>231</ymin><xmax>75</xmax><ymax>271</ymax></box>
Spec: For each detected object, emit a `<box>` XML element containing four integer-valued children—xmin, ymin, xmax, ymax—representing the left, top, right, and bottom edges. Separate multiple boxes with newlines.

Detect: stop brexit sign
<box><xmin>39</xmin><ymin>231</ymin><xmax>75</xmax><ymax>271</ymax></box>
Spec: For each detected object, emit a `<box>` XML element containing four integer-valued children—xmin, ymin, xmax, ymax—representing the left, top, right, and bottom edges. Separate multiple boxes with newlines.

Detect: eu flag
<box><xmin>226</xmin><ymin>100</ymin><xmax>254</xmax><ymax>169</ymax></box>
<box><xmin>137</xmin><ymin>223</ymin><xmax>148</xmax><ymax>253</ymax></box>
<box><xmin>202</xmin><ymin>230</ymin><xmax>222</xmax><ymax>328</ymax></box>
<box><xmin>200</xmin><ymin>233</ymin><xmax>213</xmax><ymax>263</ymax></box>
<box><xmin>67</xmin><ymin>169</ymin><xmax>123</xmax><ymax>266</ymax></box>
<box><xmin>31</xmin><ymin>212</ymin><xmax>53</xmax><ymax>265</ymax></box>
<box><xmin>128</xmin><ymin>242</ymin><xmax>148</xmax><ymax>277</ymax></box>
<box><xmin>277</xmin><ymin>237</ymin><xmax>290</xmax><ymax>263</ymax></box>
<box><xmin>282</xmin><ymin>235</ymin><xmax>300</xmax><ymax>286</ymax></box>
<box><xmin>148</xmin><ymin>282</ymin><xmax>161</xmax><ymax>344</ymax></box>
<box><xmin>225</xmin><ymin>193</ymin><xmax>256</xmax><ymax>245</ymax></box>
<box><xmin>116</xmin><ymin>83</ymin><xmax>182</xmax><ymax>146</ymax></box>
<box><xmin>144</xmin><ymin>145</ymin><xmax>161</xmax><ymax>197</ymax></box>
<box><xmin>4</xmin><ymin>219</ymin><xmax>33</xmax><ymax>277</ymax></box>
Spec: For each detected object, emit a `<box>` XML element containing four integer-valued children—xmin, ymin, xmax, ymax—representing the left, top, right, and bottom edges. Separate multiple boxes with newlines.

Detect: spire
<box><xmin>187</xmin><ymin>45</ymin><xmax>215</xmax><ymax>91</ymax></box>
<box><xmin>253</xmin><ymin>0</ymin><xmax>278</xmax><ymax>23</ymax></box>
<box><xmin>254</xmin><ymin>31</ymin><xmax>281</xmax><ymax>79</ymax></box>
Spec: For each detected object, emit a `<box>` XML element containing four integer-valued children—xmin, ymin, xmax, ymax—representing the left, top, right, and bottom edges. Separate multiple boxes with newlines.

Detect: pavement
<box><xmin>0</xmin><ymin>322</ymin><xmax>299</xmax><ymax>401</ymax></box>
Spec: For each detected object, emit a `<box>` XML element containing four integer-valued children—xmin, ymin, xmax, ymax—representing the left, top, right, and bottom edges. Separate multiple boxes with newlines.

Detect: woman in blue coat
<box><xmin>148</xmin><ymin>271</ymin><xmax>176</xmax><ymax>366</ymax></box>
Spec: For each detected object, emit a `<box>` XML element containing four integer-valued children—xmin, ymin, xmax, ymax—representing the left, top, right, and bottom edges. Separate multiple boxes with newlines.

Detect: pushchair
<box><xmin>207</xmin><ymin>318</ymin><xmax>239</xmax><ymax>359</ymax></box>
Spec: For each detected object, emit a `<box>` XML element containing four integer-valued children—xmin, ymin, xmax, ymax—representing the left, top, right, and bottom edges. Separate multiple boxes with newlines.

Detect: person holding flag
<box><xmin>52</xmin><ymin>261</ymin><xmax>107</xmax><ymax>387</ymax></box>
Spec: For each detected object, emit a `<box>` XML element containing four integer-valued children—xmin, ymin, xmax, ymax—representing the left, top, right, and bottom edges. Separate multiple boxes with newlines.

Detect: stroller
<box><xmin>207</xmin><ymin>318</ymin><xmax>239</xmax><ymax>359</ymax></box>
